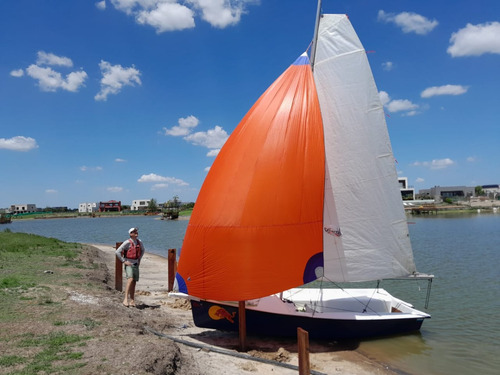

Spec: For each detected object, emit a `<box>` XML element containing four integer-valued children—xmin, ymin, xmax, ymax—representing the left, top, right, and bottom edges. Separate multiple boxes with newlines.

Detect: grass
<box><xmin>0</xmin><ymin>230</ymin><xmax>95</xmax><ymax>374</ymax></box>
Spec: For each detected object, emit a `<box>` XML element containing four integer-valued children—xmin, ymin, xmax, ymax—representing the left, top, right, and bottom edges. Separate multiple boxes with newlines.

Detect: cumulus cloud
<box><xmin>26</xmin><ymin>64</ymin><xmax>88</xmax><ymax>92</ymax></box>
<box><xmin>163</xmin><ymin>115</ymin><xmax>228</xmax><ymax>155</ymax></box>
<box><xmin>36</xmin><ymin>51</ymin><xmax>73</xmax><ymax>67</ymax></box>
<box><xmin>206</xmin><ymin>149</ymin><xmax>220</xmax><ymax>157</ymax></box>
<box><xmin>96</xmin><ymin>1</ymin><xmax>106</xmax><ymax>10</ymax></box>
<box><xmin>115</xmin><ymin>158</ymin><xmax>127</xmax><ymax>162</ymax></box>
<box><xmin>412</xmin><ymin>158</ymin><xmax>455</xmax><ymax>170</ymax></box>
<box><xmin>110</xmin><ymin>0</ymin><xmax>252</xmax><ymax>31</ymax></box>
<box><xmin>415</xmin><ymin>177</ymin><xmax>425</xmax><ymax>183</ymax></box>
<box><xmin>18</xmin><ymin>51</ymin><xmax>87</xmax><ymax>92</ymax></box>
<box><xmin>448</xmin><ymin>21</ymin><xmax>500</xmax><ymax>57</ymax></box>
<box><xmin>379</xmin><ymin>91</ymin><xmax>419</xmax><ymax>116</ymax></box>
<box><xmin>45</xmin><ymin>189</ymin><xmax>58</xmax><ymax>194</ymax></box>
<box><xmin>421</xmin><ymin>84</ymin><xmax>469</xmax><ymax>98</ymax></box>
<box><xmin>136</xmin><ymin>1</ymin><xmax>195</xmax><ymax>32</ymax></box>
<box><xmin>163</xmin><ymin>115</ymin><xmax>199</xmax><ymax>136</ymax></box>
<box><xmin>190</xmin><ymin>0</ymin><xmax>245</xmax><ymax>28</ymax></box>
<box><xmin>184</xmin><ymin>125</ymin><xmax>228</xmax><ymax>148</ymax></box>
<box><xmin>95</xmin><ymin>60</ymin><xmax>141</xmax><ymax>101</ymax></box>
<box><xmin>378</xmin><ymin>10</ymin><xmax>438</xmax><ymax>35</ymax></box>
<box><xmin>10</xmin><ymin>69</ymin><xmax>24</xmax><ymax>77</ymax></box>
<box><xmin>0</xmin><ymin>136</ymin><xmax>38</xmax><ymax>151</ymax></box>
<box><xmin>107</xmin><ymin>186</ymin><xmax>124</xmax><ymax>192</ymax></box>
<box><xmin>138</xmin><ymin>173</ymin><xmax>189</xmax><ymax>186</ymax></box>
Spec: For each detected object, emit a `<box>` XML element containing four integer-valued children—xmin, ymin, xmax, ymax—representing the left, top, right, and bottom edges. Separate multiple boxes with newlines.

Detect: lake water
<box><xmin>4</xmin><ymin>213</ymin><xmax>499</xmax><ymax>375</ymax></box>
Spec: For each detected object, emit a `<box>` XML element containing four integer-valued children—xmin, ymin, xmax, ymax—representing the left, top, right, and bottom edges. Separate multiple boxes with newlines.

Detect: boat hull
<box><xmin>185</xmin><ymin>288</ymin><xmax>429</xmax><ymax>340</ymax></box>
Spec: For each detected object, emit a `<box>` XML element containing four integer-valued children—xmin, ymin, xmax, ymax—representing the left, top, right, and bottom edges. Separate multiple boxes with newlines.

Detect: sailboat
<box><xmin>171</xmin><ymin>4</ymin><xmax>433</xmax><ymax>340</ymax></box>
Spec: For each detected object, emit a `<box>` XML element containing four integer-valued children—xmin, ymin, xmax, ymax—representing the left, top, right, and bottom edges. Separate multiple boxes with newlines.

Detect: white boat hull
<box><xmin>170</xmin><ymin>288</ymin><xmax>430</xmax><ymax>340</ymax></box>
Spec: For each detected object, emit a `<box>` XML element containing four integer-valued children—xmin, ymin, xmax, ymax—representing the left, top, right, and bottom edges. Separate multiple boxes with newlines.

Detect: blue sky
<box><xmin>1</xmin><ymin>0</ymin><xmax>499</xmax><ymax>209</ymax></box>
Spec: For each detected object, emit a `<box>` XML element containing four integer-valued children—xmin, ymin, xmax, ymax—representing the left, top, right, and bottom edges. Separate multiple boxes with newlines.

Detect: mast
<box><xmin>310</xmin><ymin>0</ymin><xmax>322</xmax><ymax>70</ymax></box>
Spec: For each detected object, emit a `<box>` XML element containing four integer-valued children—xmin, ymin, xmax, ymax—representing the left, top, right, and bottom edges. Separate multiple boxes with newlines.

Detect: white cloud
<box><xmin>379</xmin><ymin>91</ymin><xmax>419</xmax><ymax>115</ymax></box>
<box><xmin>115</xmin><ymin>158</ymin><xmax>127</xmax><ymax>162</ymax></box>
<box><xmin>382</xmin><ymin>61</ymin><xmax>393</xmax><ymax>71</ymax></box>
<box><xmin>138</xmin><ymin>173</ymin><xmax>189</xmax><ymax>186</ymax></box>
<box><xmin>412</xmin><ymin>158</ymin><xmax>455</xmax><ymax>170</ymax></box>
<box><xmin>26</xmin><ymin>58</ymin><xmax>87</xmax><ymax>92</ymax></box>
<box><xmin>206</xmin><ymin>149</ymin><xmax>220</xmax><ymax>157</ymax></box>
<box><xmin>448</xmin><ymin>22</ymin><xmax>500</xmax><ymax>57</ymax></box>
<box><xmin>421</xmin><ymin>84</ymin><xmax>469</xmax><ymax>98</ymax></box>
<box><xmin>96</xmin><ymin>1</ymin><xmax>106</xmax><ymax>10</ymax></box>
<box><xmin>163</xmin><ymin>115</ymin><xmax>199</xmax><ymax>136</ymax></box>
<box><xmin>80</xmin><ymin>166</ymin><xmax>103</xmax><ymax>172</ymax></box>
<box><xmin>378</xmin><ymin>91</ymin><xmax>390</xmax><ymax>106</ymax></box>
<box><xmin>111</xmin><ymin>0</ymin><xmax>253</xmax><ymax>31</ymax></box>
<box><xmin>15</xmin><ymin>51</ymin><xmax>87</xmax><ymax>93</ymax></box>
<box><xmin>45</xmin><ymin>189</ymin><xmax>58</xmax><ymax>194</ymax></box>
<box><xmin>10</xmin><ymin>69</ymin><xmax>24</xmax><ymax>77</ymax></box>
<box><xmin>0</xmin><ymin>136</ymin><xmax>38</xmax><ymax>151</ymax></box>
<box><xmin>190</xmin><ymin>0</ymin><xmax>245</xmax><ymax>28</ymax></box>
<box><xmin>107</xmin><ymin>186</ymin><xmax>124</xmax><ymax>192</ymax></box>
<box><xmin>136</xmin><ymin>2</ymin><xmax>195</xmax><ymax>32</ymax></box>
<box><xmin>466</xmin><ymin>156</ymin><xmax>477</xmax><ymax>163</ymax></box>
<box><xmin>415</xmin><ymin>177</ymin><xmax>425</xmax><ymax>183</ymax></box>
<box><xmin>95</xmin><ymin>60</ymin><xmax>141</xmax><ymax>101</ymax></box>
<box><xmin>184</xmin><ymin>125</ymin><xmax>228</xmax><ymax>149</ymax></box>
<box><xmin>36</xmin><ymin>51</ymin><xmax>73</xmax><ymax>67</ymax></box>
<box><xmin>378</xmin><ymin>10</ymin><xmax>438</xmax><ymax>35</ymax></box>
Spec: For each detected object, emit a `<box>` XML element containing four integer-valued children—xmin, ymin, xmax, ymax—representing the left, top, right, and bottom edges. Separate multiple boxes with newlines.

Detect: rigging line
<box><xmin>325</xmin><ymin>279</ymin><xmax>383</xmax><ymax>315</ymax></box>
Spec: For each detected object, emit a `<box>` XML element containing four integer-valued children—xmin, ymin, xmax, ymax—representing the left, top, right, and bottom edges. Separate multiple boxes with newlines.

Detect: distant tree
<box><xmin>147</xmin><ymin>198</ymin><xmax>158</xmax><ymax>213</ymax></box>
<box><xmin>164</xmin><ymin>195</ymin><xmax>181</xmax><ymax>210</ymax></box>
<box><xmin>162</xmin><ymin>195</ymin><xmax>181</xmax><ymax>219</ymax></box>
<box><xmin>475</xmin><ymin>186</ymin><xmax>484</xmax><ymax>196</ymax></box>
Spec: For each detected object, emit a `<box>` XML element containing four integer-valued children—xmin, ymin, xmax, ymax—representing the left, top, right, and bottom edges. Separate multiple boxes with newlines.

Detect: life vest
<box><xmin>125</xmin><ymin>239</ymin><xmax>142</xmax><ymax>259</ymax></box>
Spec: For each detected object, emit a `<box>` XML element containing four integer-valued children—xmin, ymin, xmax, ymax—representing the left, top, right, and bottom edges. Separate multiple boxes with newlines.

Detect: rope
<box><xmin>144</xmin><ymin>326</ymin><xmax>328</xmax><ymax>375</ymax></box>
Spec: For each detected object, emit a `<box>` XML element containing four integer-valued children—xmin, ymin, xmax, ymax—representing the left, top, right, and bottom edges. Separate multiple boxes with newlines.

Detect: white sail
<box><xmin>314</xmin><ymin>14</ymin><xmax>417</xmax><ymax>282</ymax></box>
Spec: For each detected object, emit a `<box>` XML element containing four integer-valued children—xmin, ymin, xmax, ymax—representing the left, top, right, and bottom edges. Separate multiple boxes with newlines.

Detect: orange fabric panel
<box><xmin>177</xmin><ymin>58</ymin><xmax>325</xmax><ymax>301</ymax></box>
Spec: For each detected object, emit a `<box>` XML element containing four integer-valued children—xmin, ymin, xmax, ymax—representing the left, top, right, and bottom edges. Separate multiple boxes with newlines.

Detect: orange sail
<box><xmin>176</xmin><ymin>53</ymin><xmax>325</xmax><ymax>301</ymax></box>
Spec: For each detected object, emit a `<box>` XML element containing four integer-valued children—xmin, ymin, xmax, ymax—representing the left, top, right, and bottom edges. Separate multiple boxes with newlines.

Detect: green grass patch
<box><xmin>54</xmin><ymin>318</ymin><xmax>101</xmax><ymax>330</ymax></box>
<box><xmin>11</xmin><ymin>331</ymin><xmax>90</xmax><ymax>374</ymax></box>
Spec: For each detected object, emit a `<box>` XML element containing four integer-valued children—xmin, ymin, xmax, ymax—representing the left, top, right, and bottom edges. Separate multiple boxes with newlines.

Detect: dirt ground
<box><xmin>2</xmin><ymin>243</ymin><xmax>399</xmax><ymax>374</ymax></box>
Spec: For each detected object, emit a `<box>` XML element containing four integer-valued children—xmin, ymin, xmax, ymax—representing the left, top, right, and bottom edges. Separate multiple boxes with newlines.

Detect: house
<box><xmin>131</xmin><ymin>200</ymin><xmax>150</xmax><ymax>211</ymax></box>
<box><xmin>99</xmin><ymin>200</ymin><xmax>121</xmax><ymax>212</ymax></box>
<box><xmin>418</xmin><ymin>186</ymin><xmax>475</xmax><ymax>202</ymax></box>
<box><xmin>398</xmin><ymin>177</ymin><xmax>415</xmax><ymax>200</ymax></box>
<box><xmin>10</xmin><ymin>204</ymin><xmax>37</xmax><ymax>214</ymax></box>
<box><xmin>78</xmin><ymin>202</ymin><xmax>98</xmax><ymax>213</ymax></box>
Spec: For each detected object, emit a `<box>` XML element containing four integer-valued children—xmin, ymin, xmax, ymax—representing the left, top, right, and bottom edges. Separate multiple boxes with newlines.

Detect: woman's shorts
<box><xmin>125</xmin><ymin>264</ymin><xmax>140</xmax><ymax>281</ymax></box>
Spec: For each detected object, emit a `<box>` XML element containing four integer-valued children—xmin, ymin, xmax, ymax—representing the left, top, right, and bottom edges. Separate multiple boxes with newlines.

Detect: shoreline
<box><xmin>89</xmin><ymin>242</ymin><xmax>399</xmax><ymax>375</ymax></box>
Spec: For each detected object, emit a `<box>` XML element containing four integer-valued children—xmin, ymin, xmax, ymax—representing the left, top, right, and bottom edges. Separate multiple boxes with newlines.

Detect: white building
<box><xmin>131</xmin><ymin>199</ymin><xmax>150</xmax><ymax>211</ymax></box>
<box><xmin>10</xmin><ymin>204</ymin><xmax>37</xmax><ymax>214</ymax></box>
<box><xmin>78</xmin><ymin>202</ymin><xmax>98</xmax><ymax>213</ymax></box>
<box><xmin>398</xmin><ymin>177</ymin><xmax>415</xmax><ymax>200</ymax></box>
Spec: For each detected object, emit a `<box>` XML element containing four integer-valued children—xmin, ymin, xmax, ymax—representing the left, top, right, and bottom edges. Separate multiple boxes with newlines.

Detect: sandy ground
<box><xmin>89</xmin><ymin>243</ymin><xmax>398</xmax><ymax>375</ymax></box>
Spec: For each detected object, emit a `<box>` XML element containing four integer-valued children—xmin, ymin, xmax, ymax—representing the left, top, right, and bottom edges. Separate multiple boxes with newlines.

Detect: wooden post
<box><xmin>297</xmin><ymin>327</ymin><xmax>310</xmax><ymax>375</ymax></box>
<box><xmin>167</xmin><ymin>248</ymin><xmax>177</xmax><ymax>292</ymax></box>
<box><xmin>114</xmin><ymin>242</ymin><xmax>123</xmax><ymax>292</ymax></box>
<box><xmin>238</xmin><ymin>301</ymin><xmax>247</xmax><ymax>352</ymax></box>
